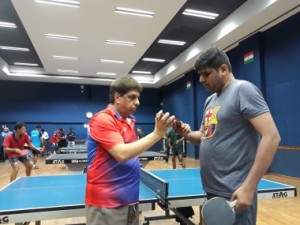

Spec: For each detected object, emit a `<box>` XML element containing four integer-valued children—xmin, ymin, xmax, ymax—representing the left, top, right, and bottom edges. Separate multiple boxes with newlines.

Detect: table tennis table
<box><xmin>45</xmin><ymin>151</ymin><xmax>168</xmax><ymax>172</ymax></box>
<box><xmin>0</xmin><ymin>168</ymin><xmax>297</xmax><ymax>225</ymax></box>
<box><xmin>60</xmin><ymin>145</ymin><xmax>87</xmax><ymax>154</ymax></box>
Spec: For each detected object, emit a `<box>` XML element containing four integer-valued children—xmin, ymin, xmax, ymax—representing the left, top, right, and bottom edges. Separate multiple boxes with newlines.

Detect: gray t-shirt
<box><xmin>200</xmin><ymin>79</ymin><xmax>269</xmax><ymax>198</ymax></box>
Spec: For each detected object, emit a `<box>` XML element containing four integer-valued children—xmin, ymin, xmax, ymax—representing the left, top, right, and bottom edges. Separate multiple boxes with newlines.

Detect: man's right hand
<box><xmin>173</xmin><ymin>120</ymin><xmax>191</xmax><ymax>137</ymax></box>
<box><xmin>154</xmin><ymin>111</ymin><xmax>175</xmax><ymax>137</ymax></box>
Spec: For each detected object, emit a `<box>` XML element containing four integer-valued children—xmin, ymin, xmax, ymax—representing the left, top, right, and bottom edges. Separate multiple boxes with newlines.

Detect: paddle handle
<box><xmin>229</xmin><ymin>200</ymin><xmax>237</xmax><ymax>208</ymax></box>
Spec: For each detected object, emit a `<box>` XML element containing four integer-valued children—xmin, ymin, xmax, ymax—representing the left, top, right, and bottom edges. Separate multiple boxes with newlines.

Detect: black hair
<box><xmin>15</xmin><ymin>122</ymin><xmax>26</xmax><ymax>131</ymax></box>
<box><xmin>194</xmin><ymin>47</ymin><xmax>232</xmax><ymax>72</ymax></box>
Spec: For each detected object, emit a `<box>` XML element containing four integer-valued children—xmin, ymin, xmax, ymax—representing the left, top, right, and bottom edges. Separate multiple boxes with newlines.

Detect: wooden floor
<box><xmin>0</xmin><ymin>155</ymin><xmax>299</xmax><ymax>225</ymax></box>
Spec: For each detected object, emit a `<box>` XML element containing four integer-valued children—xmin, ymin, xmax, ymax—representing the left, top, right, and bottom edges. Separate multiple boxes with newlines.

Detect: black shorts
<box><xmin>172</xmin><ymin>147</ymin><xmax>183</xmax><ymax>155</ymax></box>
<box><xmin>32</xmin><ymin>149</ymin><xmax>40</xmax><ymax>155</ymax></box>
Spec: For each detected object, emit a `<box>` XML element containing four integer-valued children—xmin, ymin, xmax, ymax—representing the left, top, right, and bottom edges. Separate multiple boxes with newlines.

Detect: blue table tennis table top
<box><xmin>0</xmin><ymin>168</ymin><xmax>297</xmax><ymax>224</ymax></box>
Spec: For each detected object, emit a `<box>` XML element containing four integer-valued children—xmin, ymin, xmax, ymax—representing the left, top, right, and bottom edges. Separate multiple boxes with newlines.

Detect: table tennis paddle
<box><xmin>173</xmin><ymin>120</ymin><xmax>191</xmax><ymax>133</ymax></box>
<box><xmin>202</xmin><ymin>197</ymin><xmax>237</xmax><ymax>225</ymax></box>
<box><xmin>18</xmin><ymin>149</ymin><xmax>29</xmax><ymax>157</ymax></box>
<box><xmin>174</xmin><ymin>120</ymin><xmax>183</xmax><ymax>130</ymax></box>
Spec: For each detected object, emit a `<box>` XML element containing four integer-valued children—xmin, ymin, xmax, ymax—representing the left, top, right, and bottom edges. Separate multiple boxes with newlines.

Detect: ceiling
<box><xmin>0</xmin><ymin>0</ymin><xmax>299</xmax><ymax>88</ymax></box>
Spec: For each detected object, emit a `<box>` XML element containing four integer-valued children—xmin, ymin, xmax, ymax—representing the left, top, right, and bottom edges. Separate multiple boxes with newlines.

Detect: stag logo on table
<box><xmin>0</xmin><ymin>216</ymin><xmax>9</xmax><ymax>223</ymax></box>
<box><xmin>272</xmin><ymin>192</ymin><xmax>288</xmax><ymax>198</ymax></box>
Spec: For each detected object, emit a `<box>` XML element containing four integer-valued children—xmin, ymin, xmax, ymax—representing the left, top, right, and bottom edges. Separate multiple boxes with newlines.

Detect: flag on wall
<box><xmin>244</xmin><ymin>51</ymin><xmax>254</xmax><ymax>64</ymax></box>
<box><xmin>186</xmin><ymin>81</ymin><xmax>192</xmax><ymax>89</ymax></box>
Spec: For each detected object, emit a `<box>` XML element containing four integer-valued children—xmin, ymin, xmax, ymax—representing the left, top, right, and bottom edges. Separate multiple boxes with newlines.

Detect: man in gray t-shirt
<box><xmin>174</xmin><ymin>47</ymin><xmax>280</xmax><ymax>225</ymax></box>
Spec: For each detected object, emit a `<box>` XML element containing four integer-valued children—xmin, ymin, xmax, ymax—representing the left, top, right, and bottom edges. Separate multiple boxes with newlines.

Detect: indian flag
<box><xmin>186</xmin><ymin>81</ymin><xmax>192</xmax><ymax>89</ymax></box>
<box><xmin>244</xmin><ymin>51</ymin><xmax>254</xmax><ymax>64</ymax></box>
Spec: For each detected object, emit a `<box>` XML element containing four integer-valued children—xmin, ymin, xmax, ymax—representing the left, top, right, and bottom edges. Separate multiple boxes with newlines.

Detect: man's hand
<box><xmin>35</xmin><ymin>147</ymin><xmax>44</xmax><ymax>152</ymax></box>
<box><xmin>173</xmin><ymin>120</ymin><xmax>191</xmax><ymax>137</ymax></box>
<box><xmin>154</xmin><ymin>111</ymin><xmax>175</xmax><ymax>137</ymax></box>
<box><xmin>231</xmin><ymin>185</ymin><xmax>254</xmax><ymax>212</ymax></box>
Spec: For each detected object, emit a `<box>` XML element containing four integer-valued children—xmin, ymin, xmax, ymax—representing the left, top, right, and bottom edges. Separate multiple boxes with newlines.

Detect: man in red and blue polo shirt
<box><xmin>85</xmin><ymin>76</ymin><xmax>175</xmax><ymax>225</ymax></box>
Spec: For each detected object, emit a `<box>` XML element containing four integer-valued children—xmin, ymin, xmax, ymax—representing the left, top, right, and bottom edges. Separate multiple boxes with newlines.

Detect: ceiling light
<box><xmin>131</xmin><ymin>75</ymin><xmax>154</xmax><ymax>83</ymax></box>
<box><xmin>182</xmin><ymin>9</ymin><xmax>219</xmax><ymax>19</ymax></box>
<box><xmin>96</xmin><ymin>72</ymin><xmax>117</xmax><ymax>76</ymax></box>
<box><xmin>0</xmin><ymin>46</ymin><xmax>30</xmax><ymax>51</ymax></box>
<box><xmin>53</xmin><ymin>55</ymin><xmax>79</xmax><ymax>60</ymax></box>
<box><xmin>105</xmin><ymin>40</ymin><xmax>135</xmax><ymax>47</ymax></box>
<box><xmin>0</xmin><ymin>21</ymin><xmax>17</xmax><ymax>28</ymax></box>
<box><xmin>157</xmin><ymin>39</ymin><xmax>186</xmax><ymax>46</ymax></box>
<box><xmin>56</xmin><ymin>76</ymin><xmax>82</xmax><ymax>79</ymax></box>
<box><xmin>115</xmin><ymin>7</ymin><xmax>155</xmax><ymax>18</ymax></box>
<box><xmin>13</xmin><ymin>62</ymin><xmax>39</xmax><ymax>67</ymax></box>
<box><xmin>46</xmin><ymin>34</ymin><xmax>79</xmax><ymax>41</ymax></box>
<box><xmin>57</xmin><ymin>69</ymin><xmax>78</xmax><ymax>73</ymax></box>
<box><xmin>7</xmin><ymin>73</ymin><xmax>48</xmax><ymax>78</ymax></box>
<box><xmin>100</xmin><ymin>59</ymin><xmax>124</xmax><ymax>64</ymax></box>
<box><xmin>3</xmin><ymin>67</ymin><xmax>47</xmax><ymax>77</ymax></box>
<box><xmin>132</xmin><ymin>71</ymin><xmax>151</xmax><ymax>74</ymax></box>
<box><xmin>142</xmin><ymin>58</ymin><xmax>165</xmax><ymax>63</ymax></box>
<box><xmin>35</xmin><ymin>0</ymin><xmax>80</xmax><ymax>8</ymax></box>
<box><xmin>92</xmin><ymin>78</ymin><xmax>115</xmax><ymax>82</ymax></box>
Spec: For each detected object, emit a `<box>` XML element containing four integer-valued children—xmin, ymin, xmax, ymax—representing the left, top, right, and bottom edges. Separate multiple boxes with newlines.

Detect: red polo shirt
<box><xmin>3</xmin><ymin>132</ymin><xmax>31</xmax><ymax>158</ymax></box>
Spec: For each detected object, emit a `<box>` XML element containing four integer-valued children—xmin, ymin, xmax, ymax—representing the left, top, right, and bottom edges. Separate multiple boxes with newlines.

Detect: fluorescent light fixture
<box><xmin>96</xmin><ymin>72</ymin><xmax>117</xmax><ymax>76</ymax></box>
<box><xmin>142</xmin><ymin>58</ymin><xmax>165</xmax><ymax>63</ymax></box>
<box><xmin>53</xmin><ymin>55</ymin><xmax>79</xmax><ymax>60</ymax></box>
<box><xmin>56</xmin><ymin>76</ymin><xmax>82</xmax><ymax>79</ymax></box>
<box><xmin>0</xmin><ymin>21</ymin><xmax>17</xmax><ymax>28</ymax></box>
<box><xmin>131</xmin><ymin>75</ymin><xmax>154</xmax><ymax>83</ymax></box>
<box><xmin>105</xmin><ymin>40</ymin><xmax>135</xmax><ymax>47</ymax></box>
<box><xmin>100</xmin><ymin>59</ymin><xmax>124</xmax><ymax>64</ymax></box>
<box><xmin>3</xmin><ymin>67</ymin><xmax>83</xmax><ymax>80</ymax></box>
<box><xmin>132</xmin><ymin>70</ymin><xmax>151</xmax><ymax>74</ymax></box>
<box><xmin>35</xmin><ymin>0</ymin><xmax>80</xmax><ymax>8</ymax></box>
<box><xmin>46</xmin><ymin>34</ymin><xmax>79</xmax><ymax>41</ymax></box>
<box><xmin>7</xmin><ymin>73</ymin><xmax>48</xmax><ymax>78</ymax></box>
<box><xmin>3</xmin><ymin>67</ymin><xmax>47</xmax><ymax>78</ymax></box>
<box><xmin>182</xmin><ymin>9</ymin><xmax>219</xmax><ymax>19</ymax></box>
<box><xmin>13</xmin><ymin>62</ymin><xmax>39</xmax><ymax>67</ymax></box>
<box><xmin>115</xmin><ymin>7</ymin><xmax>155</xmax><ymax>18</ymax></box>
<box><xmin>92</xmin><ymin>78</ymin><xmax>115</xmax><ymax>82</ymax></box>
<box><xmin>0</xmin><ymin>46</ymin><xmax>30</xmax><ymax>51</ymax></box>
<box><xmin>57</xmin><ymin>69</ymin><xmax>78</xmax><ymax>74</ymax></box>
<box><xmin>8</xmin><ymin>69</ymin><xmax>42</xmax><ymax>74</ymax></box>
<box><xmin>157</xmin><ymin>39</ymin><xmax>186</xmax><ymax>46</ymax></box>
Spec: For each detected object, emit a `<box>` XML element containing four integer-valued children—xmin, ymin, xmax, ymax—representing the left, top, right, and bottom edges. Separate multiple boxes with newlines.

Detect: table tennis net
<box><xmin>141</xmin><ymin>168</ymin><xmax>168</xmax><ymax>209</ymax></box>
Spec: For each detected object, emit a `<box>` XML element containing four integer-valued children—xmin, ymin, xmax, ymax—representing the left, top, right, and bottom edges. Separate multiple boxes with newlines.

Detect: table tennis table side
<box><xmin>148</xmin><ymin>168</ymin><xmax>297</xmax><ymax>208</ymax></box>
<box><xmin>45</xmin><ymin>153</ymin><xmax>88</xmax><ymax>164</ymax></box>
<box><xmin>60</xmin><ymin>145</ymin><xmax>87</xmax><ymax>154</ymax></box>
<box><xmin>0</xmin><ymin>174</ymin><xmax>158</xmax><ymax>224</ymax></box>
<box><xmin>45</xmin><ymin>151</ymin><xmax>167</xmax><ymax>164</ymax></box>
<box><xmin>61</xmin><ymin>145</ymin><xmax>86</xmax><ymax>149</ymax></box>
